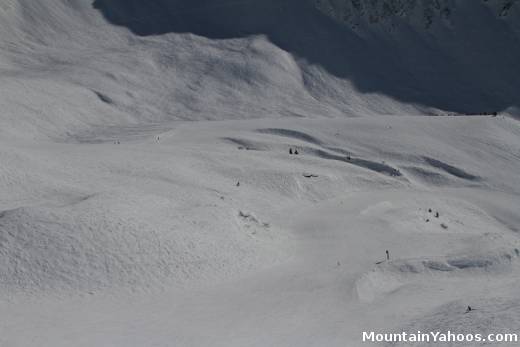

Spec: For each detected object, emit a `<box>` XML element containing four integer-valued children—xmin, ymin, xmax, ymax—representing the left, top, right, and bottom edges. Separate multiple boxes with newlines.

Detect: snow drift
<box><xmin>1</xmin><ymin>2</ymin><xmax>520</xmax><ymax>346</ymax></box>
<box><xmin>93</xmin><ymin>0</ymin><xmax>520</xmax><ymax>113</ymax></box>
<box><xmin>1</xmin><ymin>0</ymin><xmax>520</xmax><ymax>140</ymax></box>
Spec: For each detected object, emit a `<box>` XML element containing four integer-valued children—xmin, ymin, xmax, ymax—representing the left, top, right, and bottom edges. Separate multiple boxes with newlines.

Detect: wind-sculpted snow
<box><xmin>256</xmin><ymin>128</ymin><xmax>323</xmax><ymax>146</ymax></box>
<box><xmin>221</xmin><ymin>137</ymin><xmax>268</xmax><ymax>151</ymax></box>
<box><xmin>423</xmin><ymin>157</ymin><xmax>480</xmax><ymax>181</ymax></box>
<box><xmin>356</xmin><ymin>250</ymin><xmax>519</xmax><ymax>303</ymax></box>
<box><xmin>308</xmin><ymin>148</ymin><xmax>403</xmax><ymax>177</ymax></box>
<box><xmin>402</xmin><ymin>166</ymin><xmax>451</xmax><ymax>185</ymax></box>
<box><xmin>0</xmin><ymin>115</ymin><xmax>518</xmax><ymax>345</ymax></box>
<box><xmin>1</xmin><ymin>0</ymin><xmax>520</xmax><ymax>141</ymax></box>
<box><xmin>92</xmin><ymin>90</ymin><xmax>114</xmax><ymax>105</ymax></box>
<box><xmin>1</xmin><ymin>2</ymin><xmax>520</xmax><ymax>346</ymax></box>
<box><xmin>0</xmin><ymin>192</ymin><xmax>286</xmax><ymax>295</ymax></box>
<box><xmin>91</xmin><ymin>0</ymin><xmax>520</xmax><ymax>114</ymax></box>
<box><xmin>254</xmin><ymin>127</ymin><xmax>402</xmax><ymax>176</ymax></box>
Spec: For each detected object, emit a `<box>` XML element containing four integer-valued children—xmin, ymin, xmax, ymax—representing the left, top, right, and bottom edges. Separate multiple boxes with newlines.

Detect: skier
<box><xmin>289</xmin><ymin>148</ymin><xmax>293</xmax><ymax>155</ymax></box>
<box><xmin>236</xmin><ymin>181</ymin><xmax>240</xmax><ymax>187</ymax></box>
<box><xmin>294</xmin><ymin>149</ymin><xmax>299</xmax><ymax>155</ymax></box>
<box><xmin>386</xmin><ymin>250</ymin><xmax>390</xmax><ymax>261</ymax></box>
<box><xmin>466</xmin><ymin>306</ymin><xmax>472</xmax><ymax>313</ymax></box>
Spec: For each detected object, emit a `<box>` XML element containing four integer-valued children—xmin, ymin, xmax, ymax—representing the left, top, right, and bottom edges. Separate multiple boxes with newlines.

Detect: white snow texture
<box><xmin>1</xmin><ymin>1</ymin><xmax>520</xmax><ymax>346</ymax></box>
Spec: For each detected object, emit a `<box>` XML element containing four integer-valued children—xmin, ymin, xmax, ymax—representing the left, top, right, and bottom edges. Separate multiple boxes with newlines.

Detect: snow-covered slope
<box><xmin>1</xmin><ymin>115</ymin><xmax>520</xmax><ymax>346</ymax></box>
<box><xmin>1</xmin><ymin>1</ymin><xmax>520</xmax><ymax>346</ymax></box>
<box><xmin>93</xmin><ymin>0</ymin><xmax>520</xmax><ymax>112</ymax></box>
<box><xmin>1</xmin><ymin>0</ymin><xmax>520</xmax><ymax>140</ymax></box>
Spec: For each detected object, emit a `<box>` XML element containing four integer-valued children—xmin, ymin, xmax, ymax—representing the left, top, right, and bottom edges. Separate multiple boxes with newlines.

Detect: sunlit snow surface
<box><xmin>1</xmin><ymin>1</ymin><xmax>520</xmax><ymax>346</ymax></box>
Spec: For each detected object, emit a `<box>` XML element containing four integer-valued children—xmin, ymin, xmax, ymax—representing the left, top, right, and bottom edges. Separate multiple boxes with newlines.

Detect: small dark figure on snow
<box><xmin>435</xmin><ymin>212</ymin><xmax>440</xmax><ymax>218</ymax></box>
<box><xmin>236</xmin><ymin>181</ymin><xmax>240</xmax><ymax>187</ymax></box>
<box><xmin>428</xmin><ymin>208</ymin><xmax>432</xmax><ymax>213</ymax></box>
<box><xmin>386</xmin><ymin>250</ymin><xmax>390</xmax><ymax>261</ymax></box>
<box><xmin>347</xmin><ymin>155</ymin><xmax>351</xmax><ymax>161</ymax></box>
<box><xmin>466</xmin><ymin>306</ymin><xmax>472</xmax><ymax>313</ymax></box>
<box><xmin>289</xmin><ymin>148</ymin><xmax>293</xmax><ymax>155</ymax></box>
<box><xmin>294</xmin><ymin>149</ymin><xmax>299</xmax><ymax>155</ymax></box>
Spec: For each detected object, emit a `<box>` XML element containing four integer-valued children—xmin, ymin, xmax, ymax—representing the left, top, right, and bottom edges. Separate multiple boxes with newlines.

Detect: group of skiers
<box><xmin>425</xmin><ymin>208</ymin><xmax>440</xmax><ymax>222</ymax></box>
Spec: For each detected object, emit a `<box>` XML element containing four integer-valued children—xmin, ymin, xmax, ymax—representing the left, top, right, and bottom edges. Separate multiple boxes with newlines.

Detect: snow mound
<box><xmin>222</xmin><ymin>137</ymin><xmax>269</xmax><ymax>151</ymax></box>
<box><xmin>256</xmin><ymin>128</ymin><xmax>324</xmax><ymax>146</ymax></box>
<box><xmin>402</xmin><ymin>166</ymin><xmax>451</xmax><ymax>186</ymax></box>
<box><xmin>392</xmin><ymin>298</ymin><xmax>520</xmax><ymax>347</ymax></box>
<box><xmin>0</xmin><ymin>192</ymin><xmax>286</xmax><ymax>295</ymax></box>
<box><xmin>355</xmin><ymin>250</ymin><xmax>519</xmax><ymax>303</ymax></box>
<box><xmin>422</xmin><ymin>157</ymin><xmax>480</xmax><ymax>181</ymax></box>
